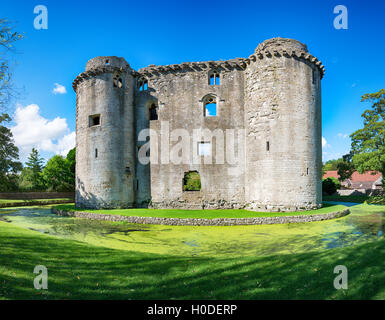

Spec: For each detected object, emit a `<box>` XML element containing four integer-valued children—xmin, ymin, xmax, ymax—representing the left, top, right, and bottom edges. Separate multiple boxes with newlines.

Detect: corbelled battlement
<box><xmin>73</xmin><ymin>37</ymin><xmax>324</xmax><ymax>92</ymax></box>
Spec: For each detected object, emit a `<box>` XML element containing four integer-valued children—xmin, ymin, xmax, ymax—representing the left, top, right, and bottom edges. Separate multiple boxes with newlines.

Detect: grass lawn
<box><xmin>53</xmin><ymin>203</ymin><xmax>347</xmax><ymax>219</ymax></box>
<box><xmin>1</xmin><ymin>219</ymin><xmax>385</xmax><ymax>299</ymax></box>
<box><xmin>323</xmin><ymin>195</ymin><xmax>385</xmax><ymax>205</ymax></box>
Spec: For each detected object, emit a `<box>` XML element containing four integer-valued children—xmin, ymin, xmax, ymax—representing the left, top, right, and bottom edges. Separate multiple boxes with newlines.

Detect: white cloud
<box><xmin>337</xmin><ymin>133</ymin><xmax>348</xmax><ymax>139</ymax></box>
<box><xmin>322</xmin><ymin>137</ymin><xmax>332</xmax><ymax>149</ymax></box>
<box><xmin>322</xmin><ymin>137</ymin><xmax>328</xmax><ymax>148</ymax></box>
<box><xmin>57</xmin><ymin>131</ymin><xmax>76</xmax><ymax>156</ymax></box>
<box><xmin>10</xmin><ymin>104</ymin><xmax>75</xmax><ymax>161</ymax></box>
<box><xmin>52</xmin><ymin>83</ymin><xmax>67</xmax><ymax>94</ymax></box>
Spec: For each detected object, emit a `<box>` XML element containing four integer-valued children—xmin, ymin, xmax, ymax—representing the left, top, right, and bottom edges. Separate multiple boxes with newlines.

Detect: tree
<box><xmin>18</xmin><ymin>167</ymin><xmax>34</xmax><ymax>191</ymax></box>
<box><xmin>336</xmin><ymin>152</ymin><xmax>355</xmax><ymax>182</ymax></box>
<box><xmin>66</xmin><ymin>147</ymin><xmax>75</xmax><ymax>187</ymax></box>
<box><xmin>0</xmin><ymin>113</ymin><xmax>22</xmax><ymax>191</ymax></box>
<box><xmin>0</xmin><ymin>19</ymin><xmax>23</xmax><ymax>112</ymax></box>
<box><xmin>24</xmin><ymin>148</ymin><xmax>45</xmax><ymax>190</ymax></box>
<box><xmin>322</xmin><ymin>177</ymin><xmax>341</xmax><ymax>195</ymax></box>
<box><xmin>323</xmin><ymin>159</ymin><xmax>341</xmax><ymax>171</ymax></box>
<box><xmin>42</xmin><ymin>155</ymin><xmax>74</xmax><ymax>192</ymax></box>
<box><xmin>350</xmin><ymin>89</ymin><xmax>385</xmax><ymax>185</ymax></box>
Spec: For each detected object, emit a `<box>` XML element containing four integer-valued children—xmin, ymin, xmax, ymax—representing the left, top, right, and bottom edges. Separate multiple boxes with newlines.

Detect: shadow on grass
<box><xmin>1</xmin><ymin>222</ymin><xmax>385</xmax><ymax>300</ymax></box>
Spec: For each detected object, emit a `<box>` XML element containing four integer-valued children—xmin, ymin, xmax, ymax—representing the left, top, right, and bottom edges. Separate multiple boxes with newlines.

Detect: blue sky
<box><xmin>1</xmin><ymin>0</ymin><xmax>384</xmax><ymax>162</ymax></box>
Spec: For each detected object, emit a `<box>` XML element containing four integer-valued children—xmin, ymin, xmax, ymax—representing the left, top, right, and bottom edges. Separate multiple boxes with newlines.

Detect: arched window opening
<box><xmin>113</xmin><ymin>74</ymin><xmax>123</xmax><ymax>88</ymax></box>
<box><xmin>203</xmin><ymin>95</ymin><xmax>217</xmax><ymax>117</ymax></box>
<box><xmin>209</xmin><ymin>70</ymin><xmax>220</xmax><ymax>85</ymax></box>
<box><xmin>105</xmin><ymin>59</ymin><xmax>110</xmax><ymax>65</ymax></box>
<box><xmin>183</xmin><ymin>171</ymin><xmax>201</xmax><ymax>191</ymax></box>
<box><xmin>138</xmin><ymin>78</ymin><xmax>148</xmax><ymax>91</ymax></box>
<box><xmin>149</xmin><ymin>103</ymin><xmax>158</xmax><ymax>120</ymax></box>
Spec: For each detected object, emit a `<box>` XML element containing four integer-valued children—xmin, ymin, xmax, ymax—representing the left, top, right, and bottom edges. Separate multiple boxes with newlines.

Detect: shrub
<box><xmin>183</xmin><ymin>171</ymin><xmax>201</xmax><ymax>191</ymax></box>
<box><xmin>322</xmin><ymin>177</ymin><xmax>341</xmax><ymax>195</ymax></box>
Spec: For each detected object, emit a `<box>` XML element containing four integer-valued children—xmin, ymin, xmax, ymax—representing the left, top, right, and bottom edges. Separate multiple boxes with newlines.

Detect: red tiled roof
<box><xmin>323</xmin><ymin>171</ymin><xmax>339</xmax><ymax>179</ymax></box>
<box><xmin>323</xmin><ymin>170</ymin><xmax>382</xmax><ymax>183</ymax></box>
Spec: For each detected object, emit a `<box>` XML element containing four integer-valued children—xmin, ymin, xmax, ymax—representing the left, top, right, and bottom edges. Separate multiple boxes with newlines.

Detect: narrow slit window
<box><xmin>149</xmin><ymin>103</ymin><xmax>158</xmax><ymax>120</ymax></box>
<box><xmin>215</xmin><ymin>73</ymin><xmax>220</xmax><ymax>85</ymax></box>
<box><xmin>312</xmin><ymin>69</ymin><xmax>316</xmax><ymax>84</ymax></box>
<box><xmin>266</xmin><ymin>141</ymin><xmax>270</xmax><ymax>151</ymax></box>
<box><xmin>307</xmin><ymin>168</ymin><xmax>309</xmax><ymax>175</ymax></box>
<box><xmin>138</xmin><ymin>78</ymin><xmax>148</xmax><ymax>91</ymax></box>
<box><xmin>209</xmin><ymin>70</ymin><xmax>220</xmax><ymax>85</ymax></box>
<box><xmin>95</xmin><ymin>148</ymin><xmax>98</xmax><ymax>158</ymax></box>
<box><xmin>209</xmin><ymin>74</ymin><xmax>215</xmax><ymax>85</ymax></box>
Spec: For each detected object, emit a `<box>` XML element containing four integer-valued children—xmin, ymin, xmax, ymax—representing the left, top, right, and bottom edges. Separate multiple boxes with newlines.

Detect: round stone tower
<box><xmin>73</xmin><ymin>56</ymin><xmax>136</xmax><ymax>208</ymax></box>
<box><xmin>244</xmin><ymin>38</ymin><xmax>324</xmax><ymax>211</ymax></box>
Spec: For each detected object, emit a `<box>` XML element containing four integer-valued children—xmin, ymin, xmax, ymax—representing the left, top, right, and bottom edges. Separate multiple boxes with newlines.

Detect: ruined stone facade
<box><xmin>73</xmin><ymin>37</ymin><xmax>324</xmax><ymax>211</ymax></box>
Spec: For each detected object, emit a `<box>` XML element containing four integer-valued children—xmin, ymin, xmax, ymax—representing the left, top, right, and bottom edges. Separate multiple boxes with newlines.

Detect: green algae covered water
<box><xmin>0</xmin><ymin>203</ymin><xmax>384</xmax><ymax>257</ymax></box>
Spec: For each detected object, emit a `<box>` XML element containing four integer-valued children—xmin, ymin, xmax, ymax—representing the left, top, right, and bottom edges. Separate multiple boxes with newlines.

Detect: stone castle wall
<box><xmin>73</xmin><ymin>37</ymin><xmax>325</xmax><ymax>211</ymax></box>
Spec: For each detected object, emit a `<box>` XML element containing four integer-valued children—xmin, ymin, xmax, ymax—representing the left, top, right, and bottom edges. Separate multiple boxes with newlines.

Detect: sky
<box><xmin>1</xmin><ymin>0</ymin><xmax>384</xmax><ymax>163</ymax></box>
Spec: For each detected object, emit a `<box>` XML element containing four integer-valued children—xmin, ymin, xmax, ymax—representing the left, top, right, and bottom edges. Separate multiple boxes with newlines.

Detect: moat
<box><xmin>0</xmin><ymin>203</ymin><xmax>383</xmax><ymax>257</ymax></box>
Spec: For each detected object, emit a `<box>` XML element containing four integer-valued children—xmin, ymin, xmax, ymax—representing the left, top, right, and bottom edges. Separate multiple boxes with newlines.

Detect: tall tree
<box><xmin>336</xmin><ymin>152</ymin><xmax>355</xmax><ymax>182</ymax></box>
<box><xmin>0</xmin><ymin>19</ymin><xmax>23</xmax><ymax>112</ymax></box>
<box><xmin>42</xmin><ymin>155</ymin><xmax>74</xmax><ymax>192</ymax></box>
<box><xmin>25</xmin><ymin>148</ymin><xmax>45</xmax><ymax>190</ymax></box>
<box><xmin>0</xmin><ymin>20</ymin><xmax>23</xmax><ymax>191</ymax></box>
<box><xmin>350</xmin><ymin>89</ymin><xmax>385</xmax><ymax>184</ymax></box>
<box><xmin>0</xmin><ymin>113</ymin><xmax>22</xmax><ymax>191</ymax></box>
<box><xmin>66</xmin><ymin>147</ymin><xmax>75</xmax><ymax>182</ymax></box>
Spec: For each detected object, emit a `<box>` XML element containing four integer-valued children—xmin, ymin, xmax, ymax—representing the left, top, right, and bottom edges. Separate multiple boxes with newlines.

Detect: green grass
<box><xmin>0</xmin><ymin>198</ymin><xmax>72</xmax><ymax>204</ymax></box>
<box><xmin>323</xmin><ymin>195</ymin><xmax>385</xmax><ymax>205</ymax></box>
<box><xmin>53</xmin><ymin>203</ymin><xmax>347</xmax><ymax>219</ymax></box>
<box><xmin>1</xmin><ymin>219</ymin><xmax>385</xmax><ymax>299</ymax></box>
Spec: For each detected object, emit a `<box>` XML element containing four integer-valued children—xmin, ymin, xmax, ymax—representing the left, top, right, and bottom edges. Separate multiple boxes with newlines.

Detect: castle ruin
<box><xmin>73</xmin><ymin>37</ymin><xmax>324</xmax><ymax>212</ymax></box>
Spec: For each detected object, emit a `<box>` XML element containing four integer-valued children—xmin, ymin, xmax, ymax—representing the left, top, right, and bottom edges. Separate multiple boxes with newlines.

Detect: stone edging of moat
<box><xmin>51</xmin><ymin>208</ymin><xmax>350</xmax><ymax>226</ymax></box>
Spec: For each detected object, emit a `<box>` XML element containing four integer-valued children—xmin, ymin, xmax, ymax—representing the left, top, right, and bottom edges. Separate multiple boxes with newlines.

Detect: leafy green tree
<box><xmin>66</xmin><ymin>147</ymin><xmax>75</xmax><ymax>187</ymax></box>
<box><xmin>18</xmin><ymin>167</ymin><xmax>34</xmax><ymax>191</ymax></box>
<box><xmin>0</xmin><ymin>113</ymin><xmax>22</xmax><ymax>191</ymax></box>
<box><xmin>336</xmin><ymin>152</ymin><xmax>355</xmax><ymax>182</ymax></box>
<box><xmin>323</xmin><ymin>158</ymin><xmax>342</xmax><ymax>171</ymax></box>
<box><xmin>42</xmin><ymin>155</ymin><xmax>74</xmax><ymax>192</ymax></box>
<box><xmin>24</xmin><ymin>148</ymin><xmax>45</xmax><ymax>190</ymax></box>
<box><xmin>350</xmin><ymin>89</ymin><xmax>385</xmax><ymax>185</ymax></box>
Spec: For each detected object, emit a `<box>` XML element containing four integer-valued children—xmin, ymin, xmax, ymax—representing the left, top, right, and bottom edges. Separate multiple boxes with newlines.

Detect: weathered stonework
<box><xmin>73</xmin><ymin>37</ymin><xmax>324</xmax><ymax>211</ymax></box>
<box><xmin>51</xmin><ymin>208</ymin><xmax>349</xmax><ymax>226</ymax></box>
